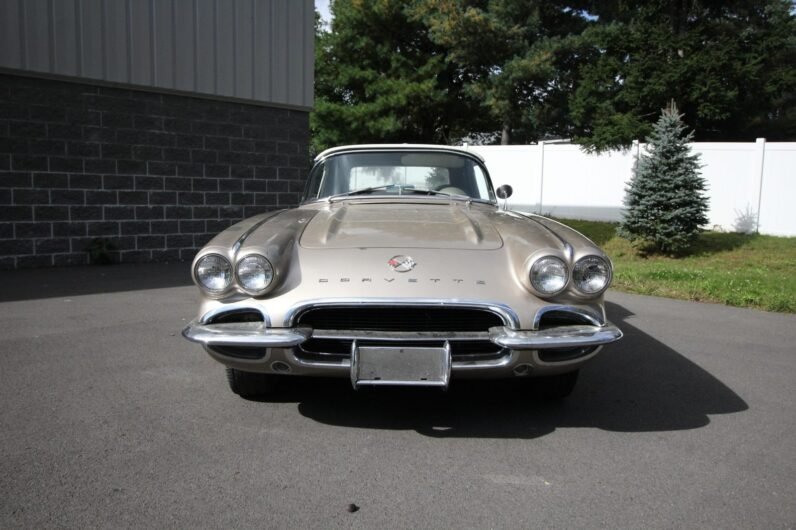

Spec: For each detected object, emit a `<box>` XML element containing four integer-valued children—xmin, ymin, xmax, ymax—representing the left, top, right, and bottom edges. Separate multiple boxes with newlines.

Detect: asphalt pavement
<box><xmin>1</xmin><ymin>262</ymin><xmax>794</xmax><ymax>528</ymax></box>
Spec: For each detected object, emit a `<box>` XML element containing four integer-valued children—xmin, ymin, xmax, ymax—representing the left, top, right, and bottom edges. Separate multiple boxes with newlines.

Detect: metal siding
<box><xmin>270</xmin><ymin>0</ymin><xmax>288</xmax><ymax>104</ymax></box>
<box><xmin>253</xmin><ymin>0</ymin><xmax>272</xmax><ymax>102</ymax></box>
<box><xmin>0</xmin><ymin>1</ymin><xmax>23</xmax><ymax>69</ymax></box>
<box><xmin>303</xmin><ymin>0</ymin><xmax>314</xmax><ymax>106</ymax></box>
<box><xmin>173</xmin><ymin>0</ymin><xmax>195</xmax><ymax>92</ymax></box>
<box><xmin>195</xmin><ymin>0</ymin><xmax>215</xmax><ymax>94</ymax></box>
<box><xmin>129</xmin><ymin>0</ymin><xmax>152</xmax><ymax>86</ymax></box>
<box><xmin>153</xmin><ymin>0</ymin><xmax>176</xmax><ymax>89</ymax></box>
<box><xmin>216</xmin><ymin>0</ymin><xmax>234</xmax><ymax>97</ymax></box>
<box><xmin>80</xmin><ymin>0</ymin><xmax>104</xmax><ymax>79</ymax></box>
<box><xmin>103</xmin><ymin>0</ymin><xmax>129</xmax><ymax>83</ymax></box>
<box><xmin>287</xmin><ymin>0</ymin><xmax>307</xmax><ymax>108</ymax></box>
<box><xmin>53</xmin><ymin>0</ymin><xmax>79</xmax><ymax>76</ymax></box>
<box><xmin>24</xmin><ymin>0</ymin><xmax>52</xmax><ymax>72</ymax></box>
<box><xmin>0</xmin><ymin>0</ymin><xmax>312</xmax><ymax>108</ymax></box>
<box><xmin>234</xmin><ymin>0</ymin><xmax>254</xmax><ymax>100</ymax></box>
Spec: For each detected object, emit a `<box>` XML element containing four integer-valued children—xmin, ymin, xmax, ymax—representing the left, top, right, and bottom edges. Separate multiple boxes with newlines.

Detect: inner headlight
<box><xmin>530</xmin><ymin>256</ymin><xmax>568</xmax><ymax>295</ymax></box>
<box><xmin>573</xmin><ymin>256</ymin><xmax>611</xmax><ymax>294</ymax></box>
<box><xmin>195</xmin><ymin>254</ymin><xmax>232</xmax><ymax>293</ymax></box>
<box><xmin>236</xmin><ymin>254</ymin><xmax>274</xmax><ymax>294</ymax></box>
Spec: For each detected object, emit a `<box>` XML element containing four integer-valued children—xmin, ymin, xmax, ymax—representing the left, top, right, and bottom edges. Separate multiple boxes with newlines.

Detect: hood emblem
<box><xmin>388</xmin><ymin>255</ymin><xmax>416</xmax><ymax>273</ymax></box>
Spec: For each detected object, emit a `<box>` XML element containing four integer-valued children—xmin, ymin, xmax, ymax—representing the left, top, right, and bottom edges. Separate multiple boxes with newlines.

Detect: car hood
<box><xmin>299</xmin><ymin>201</ymin><xmax>504</xmax><ymax>250</ymax></box>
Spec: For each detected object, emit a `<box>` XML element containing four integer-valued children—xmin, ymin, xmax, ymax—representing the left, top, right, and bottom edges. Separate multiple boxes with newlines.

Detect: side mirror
<box><xmin>496</xmin><ymin>184</ymin><xmax>513</xmax><ymax>199</ymax></box>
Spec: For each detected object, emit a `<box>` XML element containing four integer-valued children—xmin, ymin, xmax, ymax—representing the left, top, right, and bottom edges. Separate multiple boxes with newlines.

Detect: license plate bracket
<box><xmin>350</xmin><ymin>341</ymin><xmax>451</xmax><ymax>389</ymax></box>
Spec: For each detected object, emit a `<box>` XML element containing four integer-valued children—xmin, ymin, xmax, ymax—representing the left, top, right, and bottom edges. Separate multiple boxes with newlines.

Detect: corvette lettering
<box><xmin>318</xmin><ymin>278</ymin><xmax>486</xmax><ymax>285</ymax></box>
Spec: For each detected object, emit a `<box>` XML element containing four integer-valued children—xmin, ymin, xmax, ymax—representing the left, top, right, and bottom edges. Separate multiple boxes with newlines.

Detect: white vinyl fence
<box><xmin>468</xmin><ymin>140</ymin><xmax>796</xmax><ymax>237</ymax></box>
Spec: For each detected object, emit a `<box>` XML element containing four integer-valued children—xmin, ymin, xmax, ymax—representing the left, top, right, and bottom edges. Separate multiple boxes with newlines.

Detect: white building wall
<box><xmin>469</xmin><ymin>141</ymin><xmax>796</xmax><ymax>237</ymax></box>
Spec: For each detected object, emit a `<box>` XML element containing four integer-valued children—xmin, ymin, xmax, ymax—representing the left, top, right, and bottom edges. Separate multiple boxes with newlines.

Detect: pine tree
<box><xmin>619</xmin><ymin>102</ymin><xmax>709</xmax><ymax>254</ymax></box>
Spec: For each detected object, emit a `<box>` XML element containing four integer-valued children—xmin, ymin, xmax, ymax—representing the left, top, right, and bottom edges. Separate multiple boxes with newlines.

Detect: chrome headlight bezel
<box><xmin>529</xmin><ymin>255</ymin><xmax>569</xmax><ymax>296</ymax></box>
<box><xmin>572</xmin><ymin>255</ymin><xmax>612</xmax><ymax>295</ymax></box>
<box><xmin>234</xmin><ymin>253</ymin><xmax>275</xmax><ymax>296</ymax></box>
<box><xmin>194</xmin><ymin>253</ymin><xmax>233</xmax><ymax>294</ymax></box>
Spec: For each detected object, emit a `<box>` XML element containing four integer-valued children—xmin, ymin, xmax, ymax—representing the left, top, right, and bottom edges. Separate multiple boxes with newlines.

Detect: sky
<box><xmin>315</xmin><ymin>0</ymin><xmax>332</xmax><ymax>24</ymax></box>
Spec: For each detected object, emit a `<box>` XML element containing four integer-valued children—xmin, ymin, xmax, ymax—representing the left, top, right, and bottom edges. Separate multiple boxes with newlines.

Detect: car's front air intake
<box><xmin>295</xmin><ymin>306</ymin><xmax>505</xmax><ymax>332</ymax></box>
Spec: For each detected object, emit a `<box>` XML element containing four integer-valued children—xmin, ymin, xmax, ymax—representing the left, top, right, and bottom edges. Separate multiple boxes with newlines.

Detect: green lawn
<box><xmin>557</xmin><ymin>219</ymin><xmax>796</xmax><ymax>313</ymax></box>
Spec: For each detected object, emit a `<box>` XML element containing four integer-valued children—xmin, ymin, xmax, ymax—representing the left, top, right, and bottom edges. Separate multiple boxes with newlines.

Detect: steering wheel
<box><xmin>436</xmin><ymin>186</ymin><xmax>467</xmax><ymax>196</ymax></box>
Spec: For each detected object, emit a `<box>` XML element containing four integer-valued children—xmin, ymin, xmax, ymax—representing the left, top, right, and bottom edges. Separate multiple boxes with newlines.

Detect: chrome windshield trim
<box><xmin>284</xmin><ymin>298</ymin><xmax>520</xmax><ymax>329</ymax></box>
<box><xmin>533</xmin><ymin>304</ymin><xmax>605</xmax><ymax>328</ymax></box>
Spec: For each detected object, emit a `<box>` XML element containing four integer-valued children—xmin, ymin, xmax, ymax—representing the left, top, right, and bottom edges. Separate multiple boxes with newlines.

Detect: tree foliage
<box><xmin>313</xmin><ymin>0</ymin><xmax>796</xmax><ymax>151</ymax></box>
<box><xmin>569</xmin><ymin>0</ymin><xmax>796</xmax><ymax>150</ymax></box>
<box><xmin>619</xmin><ymin>103</ymin><xmax>709</xmax><ymax>254</ymax></box>
<box><xmin>312</xmin><ymin>0</ymin><xmax>478</xmax><ymax>154</ymax></box>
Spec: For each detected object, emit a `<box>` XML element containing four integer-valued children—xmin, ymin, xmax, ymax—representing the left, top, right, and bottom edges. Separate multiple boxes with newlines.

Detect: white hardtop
<box><xmin>314</xmin><ymin>144</ymin><xmax>485</xmax><ymax>163</ymax></box>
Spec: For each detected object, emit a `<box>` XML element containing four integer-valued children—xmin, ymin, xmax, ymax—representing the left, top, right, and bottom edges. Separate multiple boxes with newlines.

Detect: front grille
<box><xmin>295</xmin><ymin>306</ymin><xmax>504</xmax><ymax>332</ymax></box>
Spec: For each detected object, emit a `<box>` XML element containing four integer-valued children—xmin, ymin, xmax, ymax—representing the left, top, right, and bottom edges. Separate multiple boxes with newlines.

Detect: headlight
<box><xmin>530</xmin><ymin>256</ymin><xmax>568</xmax><ymax>295</ymax></box>
<box><xmin>573</xmin><ymin>256</ymin><xmax>611</xmax><ymax>294</ymax></box>
<box><xmin>195</xmin><ymin>254</ymin><xmax>232</xmax><ymax>293</ymax></box>
<box><xmin>236</xmin><ymin>254</ymin><xmax>274</xmax><ymax>294</ymax></box>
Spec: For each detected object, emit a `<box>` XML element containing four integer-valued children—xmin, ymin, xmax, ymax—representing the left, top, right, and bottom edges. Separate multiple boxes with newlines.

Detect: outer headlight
<box><xmin>530</xmin><ymin>256</ymin><xmax>568</xmax><ymax>295</ymax></box>
<box><xmin>236</xmin><ymin>254</ymin><xmax>274</xmax><ymax>294</ymax></box>
<box><xmin>195</xmin><ymin>254</ymin><xmax>232</xmax><ymax>293</ymax></box>
<box><xmin>573</xmin><ymin>255</ymin><xmax>612</xmax><ymax>294</ymax></box>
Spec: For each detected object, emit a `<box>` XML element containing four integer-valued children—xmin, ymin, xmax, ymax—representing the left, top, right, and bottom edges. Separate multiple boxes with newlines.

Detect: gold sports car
<box><xmin>183</xmin><ymin>145</ymin><xmax>622</xmax><ymax>399</ymax></box>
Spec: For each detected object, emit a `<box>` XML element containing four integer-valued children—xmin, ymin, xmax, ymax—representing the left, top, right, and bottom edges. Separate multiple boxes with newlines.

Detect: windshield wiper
<box><xmin>327</xmin><ymin>185</ymin><xmax>468</xmax><ymax>202</ymax></box>
<box><xmin>327</xmin><ymin>185</ymin><xmax>398</xmax><ymax>202</ymax></box>
<box><xmin>407</xmin><ymin>188</ymin><xmax>455</xmax><ymax>198</ymax></box>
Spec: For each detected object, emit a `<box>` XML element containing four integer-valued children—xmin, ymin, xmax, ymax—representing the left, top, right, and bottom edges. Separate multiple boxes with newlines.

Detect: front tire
<box><xmin>226</xmin><ymin>368</ymin><xmax>279</xmax><ymax>398</ymax></box>
<box><xmin>532</xmin><ymin>370</ymin><xmax>579</xmax><ymax>400</ymax></box>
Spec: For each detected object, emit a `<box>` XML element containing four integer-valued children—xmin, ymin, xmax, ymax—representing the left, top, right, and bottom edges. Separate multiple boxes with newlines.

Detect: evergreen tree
<box><xmin>619</xmin><ymin>103</ymin><xmax>709</xmax><ymax>254</ymax></box>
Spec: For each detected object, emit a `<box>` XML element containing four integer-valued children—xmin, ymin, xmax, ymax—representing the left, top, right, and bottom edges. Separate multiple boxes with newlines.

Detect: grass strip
<box><xmin>557</xmin><ymin>219</ymin><xmax>796</xmax><ymax>313</ymax></box>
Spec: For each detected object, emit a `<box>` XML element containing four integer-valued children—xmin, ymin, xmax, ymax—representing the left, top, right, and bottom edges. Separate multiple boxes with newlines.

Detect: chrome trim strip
<box><xmin>489</xmin><ymin>323</ymin><xmax>622</xmax><ymax>349</ymax></box>
<box><xmin>284</xmin><ymin>298</ymin><xmax>520</xmax><ymax>329</ymax></box>
<box><xmin>509</xmin><ymin>211</ymin><xmax>570</xmax><ymax>248</ymax></box>
<box><xmin>313</xmin><ymin>146</ymin><xmax>487</xmax><ymax>166</ymax></box>
<box><xmin>182</xmin><ymin>321</ymin><xmax>310</xmax><ymax>347</ymax></box>
<box><xmin>311</xmin><ymin>330</ymin><xmax>490</xmax><ymax>341</ymax></box>
<box><xmin>231</xmin><ymin>210</ymin><xmax>285</xmax><ymax>256</ymax></box>
<box><xmin>533</xmin><ymin>305</ymin><xmax>605</xmax><ymax>328</ymax></box>
<box><xmin>349</xmin><ymin>339</ymin><xmax>359</xmax><ymax>388</ymax></box>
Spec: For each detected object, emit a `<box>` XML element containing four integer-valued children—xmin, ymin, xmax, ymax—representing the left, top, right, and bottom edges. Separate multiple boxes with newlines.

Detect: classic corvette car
<box><xmin>183</xmin><ymin>144</ymin><xmax>622</xmax><ymax>399</ymax></box>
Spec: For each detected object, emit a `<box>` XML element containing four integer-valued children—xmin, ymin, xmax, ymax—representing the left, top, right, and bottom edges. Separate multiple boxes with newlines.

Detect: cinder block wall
<box><xmin>0</xmin><ymin>74</ymin><xmax>309</xmax><ymax>269</ymax></box>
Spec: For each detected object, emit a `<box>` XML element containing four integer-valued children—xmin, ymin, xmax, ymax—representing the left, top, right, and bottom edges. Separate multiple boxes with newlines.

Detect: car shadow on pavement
<box><xmin>268</xmin><ymin>301</ymin><xmax>749</xmax><ymax>439</ymax></box>
<box><xmin>0</xmin><ymin>262</ymin><xmax>193</xmax><ymax>302</ymax></box>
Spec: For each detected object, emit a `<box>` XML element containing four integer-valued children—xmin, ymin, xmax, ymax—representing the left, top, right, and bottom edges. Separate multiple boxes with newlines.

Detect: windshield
<box><xmin>303</xmin><ymin>151</ymin><xmax>496</xmax><ymax>202</ymax></box>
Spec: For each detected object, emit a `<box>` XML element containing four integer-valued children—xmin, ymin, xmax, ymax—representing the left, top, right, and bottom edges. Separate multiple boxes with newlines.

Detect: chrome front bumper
<box><xmin>183</xmin><ymin>321</ymin><xmax>622</xmax><ymax>350</ymax></box>
<box><xmin>182</xmin><ymin>320</ymin><xmax>623</xmax><ymax>378</ymax></box>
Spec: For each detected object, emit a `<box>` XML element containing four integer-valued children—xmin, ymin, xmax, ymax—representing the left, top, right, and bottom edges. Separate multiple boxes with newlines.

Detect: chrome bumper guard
<box><xmin>182</xmin><ymin>321</ymin><xmax>310</xmax><ymax>348</ymax></box>
<box><xmin>182</xmin><ymin>320</ymin><xmax>622</xmax><ymax>350</ymax></box>
<box><xmin>489</xmin><ymin>324</ymin><xmax>623</xmax><ymax>349</ymax></box>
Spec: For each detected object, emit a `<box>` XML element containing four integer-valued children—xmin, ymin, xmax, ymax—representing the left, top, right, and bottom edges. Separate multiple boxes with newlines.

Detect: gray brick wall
<box><xmin>0</xmin><ymin>74</ymin><xmax>310</xmax><ymax>269</ymax></box>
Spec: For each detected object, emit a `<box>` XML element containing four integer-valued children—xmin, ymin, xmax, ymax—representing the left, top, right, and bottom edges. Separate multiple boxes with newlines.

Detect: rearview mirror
<box><xmin>496</xmin><ymin>185</ymin><xmax>513</xmax><ymax>199</ymax></box>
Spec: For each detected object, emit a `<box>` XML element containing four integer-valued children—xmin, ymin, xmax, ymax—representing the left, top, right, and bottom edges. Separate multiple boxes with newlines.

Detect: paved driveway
<box><xmin>1</xmin><ymin>263</ymin><xmax>794</xmax><ymax>528</ymax></box>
